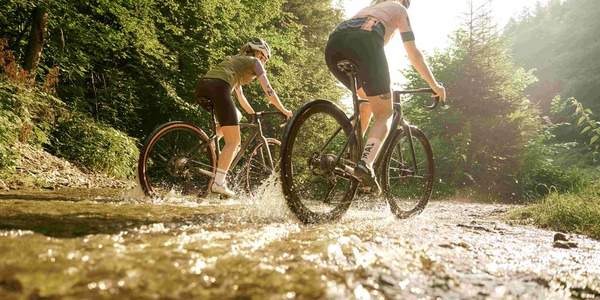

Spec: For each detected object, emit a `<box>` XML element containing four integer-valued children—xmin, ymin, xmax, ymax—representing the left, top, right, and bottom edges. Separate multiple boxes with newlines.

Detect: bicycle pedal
<box><xmin>334</xmin><ymin>166</ymin><xmax>360</xmax><ymax>181</ymax></box>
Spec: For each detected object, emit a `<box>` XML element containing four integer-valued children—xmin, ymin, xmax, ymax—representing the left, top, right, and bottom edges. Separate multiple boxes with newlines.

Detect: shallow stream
<box><xmin>1</xmin><ymin>178</ymin><xmax>599</xmax><ymax>299</ymax></box>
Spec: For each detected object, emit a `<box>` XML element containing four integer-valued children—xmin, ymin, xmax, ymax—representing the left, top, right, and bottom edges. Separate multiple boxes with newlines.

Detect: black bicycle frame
<box><xmin>343</xmin><ymin>91</ymin><xmax>412</xmax><ymax>172</ymax></box>
<box><xmin>209</xmin><ymin>111</ymin><xmax>280</xmax><ymax>173</ymax></box>
<box><xmin>316</xmin><ymin>63</ymin><xmax>437</xmax><ymax>176</ymax></box>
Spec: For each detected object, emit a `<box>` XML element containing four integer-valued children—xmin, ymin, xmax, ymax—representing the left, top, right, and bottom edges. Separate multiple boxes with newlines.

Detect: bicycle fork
<box><xmin>403</xmin><ymin>122</ymin><xmax>419</xmax><ymax>174</ymax></box>
<box><xmin>256</xmin><ymin>118</ymin><xmax>276</xmax><ymax>171</ymax></box>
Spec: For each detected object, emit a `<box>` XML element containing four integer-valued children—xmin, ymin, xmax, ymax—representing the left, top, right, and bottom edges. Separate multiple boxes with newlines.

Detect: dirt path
<box><xmin>0</xmin><ymin>190</ymin><xmax>599</xmax><ymax>299</ymax></box>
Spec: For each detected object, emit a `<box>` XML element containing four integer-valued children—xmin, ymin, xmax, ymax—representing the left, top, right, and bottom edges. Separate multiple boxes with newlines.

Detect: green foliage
<box><xmin>519</xmin><ymin>166</ymin><xmax>584</xmax><ymax>199</ymax></box>
<box><xmin>1</xmin><ymin>0</ymin><xmax>343</xmax><ymax>180</ymax></box>
<box><xmin>50</xmin><ymin>114</ymin><xmax>139</xmax><ymax>179</ymax></box>
<box><xmin>0</xmin><ymin>109</ymin><xmax>20</xmax><ymax>172</ymax></box>
<box><xmin>511</xmin><ymin>181</ymin><xmax>600</xmax><ymax>239</ymax></box>
<box><xmin>1</xmin><ymin>77</ymin><xmax>137</xmax><ymax>179</ymax></box>
<box><xmin>0</xmin><ymin>0</ymin><xmax>343</xmax><ymax>139</ymax></box>
<box><xmin>403</xmin><ymin>6</ymin><xmax>541</xmax><ymax>199</ymax></box>
<box><xmin>505</xmin><ymin>0</ymin><xmax>600</xmax><ymax>114</ymax></box>
<box><xmin>551</xmin><ymin>96</ymin><xmax>600</xmax><ymax>154</ymax></box>
<box><xmin>0</xmin><ymin>78</ymin><xmax>63</xmax><ymax>172</ymax></box>
<box><xmin>516</xmin><ymin>137</ymin><xmax>585</xmax><ymax>200</ymax></box>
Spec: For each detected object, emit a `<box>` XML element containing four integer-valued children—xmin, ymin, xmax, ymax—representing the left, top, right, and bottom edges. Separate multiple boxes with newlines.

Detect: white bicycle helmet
<box><xmin>240</xmin><ymin>38</ymin><xmax>272</xmax><ymax>60</ymax></box>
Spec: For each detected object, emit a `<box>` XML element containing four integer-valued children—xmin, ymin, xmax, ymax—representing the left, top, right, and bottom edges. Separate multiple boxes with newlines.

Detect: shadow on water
<box><xmin>1</xmin><ymin>210</ymin><xmax>237</xmax><ymax>238</ymax></box>
<box><xmin>0</xmin><ymin>189</ymin><xmax>236</xmax><ymax>238</ymax></box>
<box><xmin>0</xmin><ymin>189</ymin><xmax>124</xmax><ymax>203</ymax></box>
<box><xmin>2</xmin><ymin>213</ymin><xmax>150</xmax><ymax>238</ymax></box>
<box><xmin>0</xmin><ymin>210</ymin><xmax>230</xmax><ymax>238</ymax></box>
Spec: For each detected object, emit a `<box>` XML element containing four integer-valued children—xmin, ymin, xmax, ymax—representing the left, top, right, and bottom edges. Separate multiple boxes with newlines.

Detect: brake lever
<box><xmin>427</xmin><ymin>96</ymin><xmax>449</xmax><ymax>111</ymax></box>
<box><xmin>426</xmin><ymin>96</ymin><xmax>440</xmax><ymax>110</ymax></box>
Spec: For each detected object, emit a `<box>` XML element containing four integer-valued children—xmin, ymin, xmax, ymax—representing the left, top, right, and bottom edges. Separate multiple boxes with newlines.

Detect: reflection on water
<box><xmin>1</xmin><ymin>178</ymin><xmax>600</xmax><ymax>299</ymax></box>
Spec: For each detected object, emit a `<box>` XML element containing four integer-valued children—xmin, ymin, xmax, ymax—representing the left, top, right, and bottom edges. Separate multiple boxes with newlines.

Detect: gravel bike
<box><xmin>280</xmin><ymin>60</ymin><xmax>440</xmax><ymax>224</ymax></box>
<box><xmin>138</xmin><ymin>103</ymin><xmax>285</xmax><ymax>198</ymax></box>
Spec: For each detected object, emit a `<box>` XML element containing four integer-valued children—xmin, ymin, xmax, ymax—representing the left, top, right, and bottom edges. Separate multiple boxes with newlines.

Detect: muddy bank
<box><xmin>0</xmin><ymin>144</ymin><xmax>131</xmax><ymax>192</ymax></box>
<box><xmin>0</xmin><ymin>187</ymin><xmax>599</xmax><ymax>299</ymax></box>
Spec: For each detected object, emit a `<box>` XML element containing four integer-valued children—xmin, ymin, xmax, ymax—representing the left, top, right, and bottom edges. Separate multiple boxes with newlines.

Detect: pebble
<box><xmin>554</xmin><ymin>232</ymin><xmax>569</xmax><ymax>242</ymax></box>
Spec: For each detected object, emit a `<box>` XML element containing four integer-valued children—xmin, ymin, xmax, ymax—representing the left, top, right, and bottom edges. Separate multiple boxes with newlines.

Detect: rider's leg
<box><xmin>213</xmin><ymin>124</ymin><xmax>224</xmax><ymax>152</ymax></box>
<box><xmin>215</xmin><ymin>125</ymin><xmax>224</xmax><ymax>139</ymax></box>
<box><xmin>357</xmin><ymin>88</ymin><xmax>372</xmax><ymax>137</ymax></box>
<box><xmin>214</xmin><ymin>125</ymin><xmax>241</xmax><ymax>187</ymax></box>
<box><xmin>361</xmin><ymin>92</ymin><xmax>393</xmax><ymax>169</ymax></box>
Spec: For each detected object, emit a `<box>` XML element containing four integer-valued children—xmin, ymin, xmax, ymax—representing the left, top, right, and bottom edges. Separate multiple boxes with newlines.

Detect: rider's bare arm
<box><xmin>398</xmin><ymin>12</ymin><xmax>447</xmax><ymax>102</ymax></box>
<box><xmin>254</xmin><ymin>61</ymin><xmax>293</xmax><ymax>118</ymax></box>
<box><xmin>234</xmin><ymin>86</ymin><xmax>256</xmax><ymax>115</ymax></box>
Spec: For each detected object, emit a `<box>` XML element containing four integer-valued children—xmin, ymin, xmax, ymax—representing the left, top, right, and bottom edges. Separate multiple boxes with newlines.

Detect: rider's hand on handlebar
<box><xmin>281</xmin><ymin>109</ymin><xmax>293</xmax><ymax>120</ymax></box>
<box><xmin>432</xmin><ymin>83</ymin><xmax>447</xmax><ymax>104</ymax></box>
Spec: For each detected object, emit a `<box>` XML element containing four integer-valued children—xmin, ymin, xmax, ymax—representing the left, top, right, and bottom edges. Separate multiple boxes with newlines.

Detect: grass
<box><xmin>510</xmin><ymin>181</ymin><xmax>600</xmax><ymax>240</ymax></box>
<box><xmin>1</xmin><ymin>78</ymin><xmax>139</xmax><ymax>180</ymax></box>
<box><xmin>50</xmin><ymin>114</ymin><xmax>139</xmax><ymax>179</ymax></box>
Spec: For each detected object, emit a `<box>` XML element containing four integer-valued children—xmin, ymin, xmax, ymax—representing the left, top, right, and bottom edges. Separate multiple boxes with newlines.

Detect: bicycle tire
<box><xmin>381</xmin><ymin>126</ymin><xmax>434</xmax><ymax>218</ymax></box>
<box><xmin>280</xmin><ymin>100</ymin><xmax>359</xmax><ymax>224</ymax></box>
<box><xmin>244</xmin><ymin>138</ymin><xmax>281</xmax><ymax>193</ymax></box>
<box><xmin>138</xmin><ymin>122</ymin><xmax>216</xmax><ymax>198</ymax></box>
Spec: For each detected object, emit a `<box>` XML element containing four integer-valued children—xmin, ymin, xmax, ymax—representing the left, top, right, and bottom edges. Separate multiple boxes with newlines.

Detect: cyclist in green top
<box><xmin>195</xmin><ymin>38</ymin><xmax>293</xmax><ymax>197</ymax></box>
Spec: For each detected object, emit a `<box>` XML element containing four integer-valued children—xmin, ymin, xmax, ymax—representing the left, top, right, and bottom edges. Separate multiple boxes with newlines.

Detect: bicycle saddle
<box><xmin>337</xmin><ymin>60</ymin><xmax>358</xmax><ymax>74</ymax></box>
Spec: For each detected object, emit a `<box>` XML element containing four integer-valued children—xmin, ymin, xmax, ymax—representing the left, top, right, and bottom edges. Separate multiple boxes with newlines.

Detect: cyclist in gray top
<box><xmin>325</xmin><ymin>0</ymin><xmax>446</xmax><ymax>194</ymax></box>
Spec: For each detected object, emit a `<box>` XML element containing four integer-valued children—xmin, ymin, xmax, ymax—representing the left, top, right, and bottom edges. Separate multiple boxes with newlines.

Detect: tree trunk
<box><xmin>24</xmin><ymin>6</ymin><xmax>48</xmax><ymax>77</ymax></box>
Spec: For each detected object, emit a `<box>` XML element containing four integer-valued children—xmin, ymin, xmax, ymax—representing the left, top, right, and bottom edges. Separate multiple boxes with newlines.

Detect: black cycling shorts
<box><xmin>325</xmin><ymin>19</ymin><xmax>391</xmax><ymax>97</ymax></box>
<box><xmin>195</xmin><ymin>78</ymin><xmax>239</xmax><ymax>126</ymax></box>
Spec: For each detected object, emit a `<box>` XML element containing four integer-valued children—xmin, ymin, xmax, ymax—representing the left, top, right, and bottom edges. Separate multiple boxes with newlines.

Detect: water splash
<box><xmin>239</xmin><ymin>172</ymin><xmax>295</xmax><ymax>223</ymax></box>
<box><xmin>119</xmin><ymin>170</ymin><xmax>219</xmax><ymax>208</ymax></box>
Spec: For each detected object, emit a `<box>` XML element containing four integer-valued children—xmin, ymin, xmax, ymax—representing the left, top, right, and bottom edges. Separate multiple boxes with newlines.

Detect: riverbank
<box><xmin>0</xmin><ymin>143</ymin><xmax>132</xmax><ymax>192</ymax></box>
<box><xmin>509</xmin><ymin>182</ymin><xmax>600</xmax><ymax>240</ymax></box>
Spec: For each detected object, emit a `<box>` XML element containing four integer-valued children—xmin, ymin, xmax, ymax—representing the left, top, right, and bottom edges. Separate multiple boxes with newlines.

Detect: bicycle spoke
<box><xmin>390</xmin><ymin>175</ymin><xmax>427</xmax><ymax>180</ymax></box>
<box><xmin>140</xmin><ymin>124</ymin><xmax>214</xmax><ymax>197</ymax></box>
<box><xmin>383</xmin><ymin>128</ymin><xmax>434</xmax><ymax>219</ymax></box>
<box><xmin>391</xmin><ymin>157</ymin><xmax>405</xmax><ymax>165</ymax></box>
<box><xmin>245</xmin><ymin>140</ymin><xmax>280</xmax><ymax>193</ymax></box>
<box><xmin>280</xmin><ymin>101</ymin><xmax>358</xmax><ymax>223</ymax></box>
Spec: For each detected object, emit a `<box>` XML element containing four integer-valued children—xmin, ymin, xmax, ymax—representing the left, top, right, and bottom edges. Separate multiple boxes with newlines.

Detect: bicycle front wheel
<box><xmin>138</xmin><ymin>122</ymin><xmax>216</xmax><ymax>198</ymax></box>
<box><xmin>381</xmin><ymin>126</ymin><xmax>434</xmax><ymax>218</ymax></box>
<box><xmin>280</xmin><ymin>100</ymin><xmax>359</xmax><ymax>224</ymax></box>
<box><xmin>244</xmin><ymin>138</ymin><xmax>281</xmax><ymax>193</ymax></box>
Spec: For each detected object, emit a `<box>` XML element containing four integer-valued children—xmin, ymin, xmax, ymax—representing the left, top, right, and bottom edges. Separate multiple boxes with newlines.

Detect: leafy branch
<box><xmin>568</xmin><ymin>97</ymin><xmax>600</xmax><ymax>150</ymax></box>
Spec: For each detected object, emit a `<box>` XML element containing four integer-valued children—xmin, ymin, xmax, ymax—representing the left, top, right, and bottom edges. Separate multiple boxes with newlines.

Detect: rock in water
<box><xmin>553</xmin><ymin>232</ymin><xmax>569</xmax><ymax>242</ymax></box>
<box><xmin>552</xmin><ymin>232</ymin><xmax>578</xmax><ymax>249</ymax></box>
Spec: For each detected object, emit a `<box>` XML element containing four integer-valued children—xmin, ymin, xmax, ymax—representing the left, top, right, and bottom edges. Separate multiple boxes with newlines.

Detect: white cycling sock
<box><xmin>361</xmin><ymin>137</ymin><xmax>383</xmax><ymax>168</ymax></box>
<box><xmin>214</xmin><ymin>168</ymin><xmax>228</xmax><ymax>186</ymax></box>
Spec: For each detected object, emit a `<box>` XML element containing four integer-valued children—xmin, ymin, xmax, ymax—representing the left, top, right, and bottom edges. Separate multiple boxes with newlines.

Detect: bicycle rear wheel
<box><xmin>381</xmin><ymin>126</ymin><xmax>434</xmax><ymax>218</ymax></box>
<box><xmin>138</xmin><ymin>122</ymin><xmax>216</xmax><ymax>198</ymax></box>
<box><xmin>244</xmin><ymin>138</ymin><xmax>281</xmax><ymax>193</ymax></box>
<box><xmin>280</xmin><ymin>100</ymin><xmax>359</xmax><ymax>224</ymax></box>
